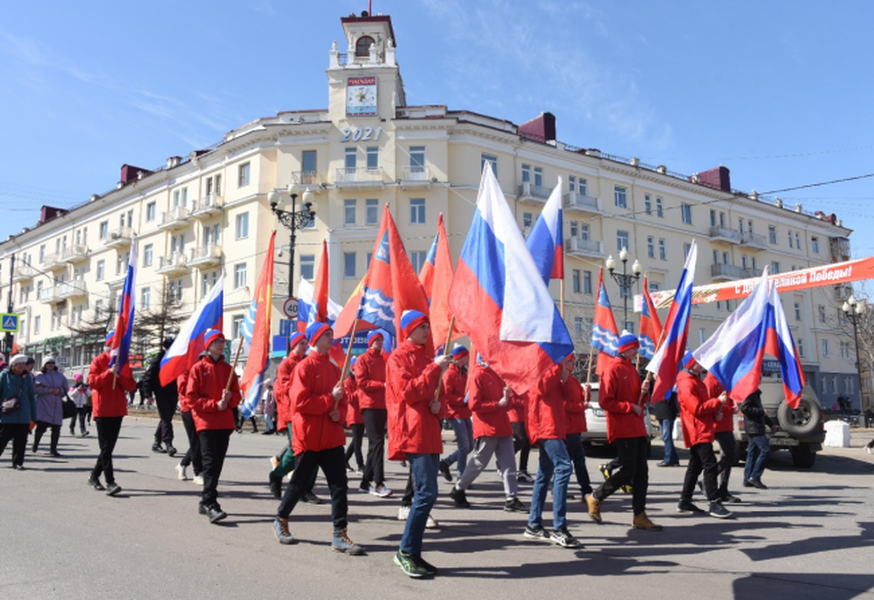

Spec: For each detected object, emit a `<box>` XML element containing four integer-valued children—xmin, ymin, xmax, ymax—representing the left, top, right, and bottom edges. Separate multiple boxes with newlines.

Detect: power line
<box><xmin>760</xmin><ymin>173</ymin><xmax>874</xmax><ymax>195</ymax></box>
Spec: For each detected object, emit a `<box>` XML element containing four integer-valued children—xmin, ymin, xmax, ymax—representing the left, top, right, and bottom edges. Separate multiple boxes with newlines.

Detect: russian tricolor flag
<box><xmin>109</xmin><ymin>239</ymin><xmax>137</xmax><ymax>371</ymax></box>
<box><xmin>159</xmin><ymin>273</ymin><xmax>224</xmax><ymax>386</ymax></box>
<box><xmin>526</xmin><ymin>178</ymin><xmax>564</xmax><ymax>284</ymax></box>
<box><xmin>449</xmin><ymin>164</ymin><xmax>573</xmax><ymax>393</ymax></box>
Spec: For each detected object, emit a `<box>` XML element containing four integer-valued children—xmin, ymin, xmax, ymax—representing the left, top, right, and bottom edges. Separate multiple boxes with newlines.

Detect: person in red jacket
<box><xmin>187</xmin><ymin>329</ymin><xmax>242</xmax><ymax>523</ymax></box>
<box><xmin>449</xmin><ymin>357</ymin><xmax>526</xmax><ymax>513</ymax></box>
<box><xmin>509</xmin><ymin>389</ymin><xmax>534</xmax><ymax>483</ymax></box>
<box><xmin>677</xmin><ymin>353</ymin><xmax>732</xmax><ymax>519</ymax></box>
<box><xmin>585</xmin><ymin>334</ymin><xmax>661</xmax><ymax>531</ymax></box>
<box><xmin>438</xmin><ymin>344</ymin><xmax>471</xmax><ymax>482</ymax></box>
<box><xmin>705</xmin><ymin>372</ymin><xmax>739</xmax><ymax>503</ymax></box>
<box><xmin>272</xmin><ymin>322</ymin><xmax>364</xmax><ymax>555</ymax></box>
<box><xmin>344</xmin><ymin>356</ymin><xmax>365</xmax><ymax>473</ymax></box>
<box><xmin>563</xmin><ymin>355</ymin><xmax>592</xmax><ymax>497</ymax></box>
<box><xmin>88</xmin><ymin>331</ymin><xmax>137</xmax><ymax>497</ymax></box>
<box><xmin>386</xmin><ymin>310</ymin><xmax>450</xmax><ymax>578</ymax></box>
<box><xmin>524</xmin><ymin>357</ymin><xmax>580</xmax><ymax>548</ymax></box>
<box><xmin>355</xmin><ymin>330</ymin><xmax>392</xmax><ymax>498</ymax></box>
<box><xmin>175</xmin><ymin>366</ymin><xmax>203</xmax><ymax>484</ymax></box>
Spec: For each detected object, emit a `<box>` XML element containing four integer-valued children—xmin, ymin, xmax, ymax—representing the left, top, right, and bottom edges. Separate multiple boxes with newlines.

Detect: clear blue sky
<box><xmin>3</xmin><ymin>1</ymin><xmax>873</xmax><ymax>254</ymax></box>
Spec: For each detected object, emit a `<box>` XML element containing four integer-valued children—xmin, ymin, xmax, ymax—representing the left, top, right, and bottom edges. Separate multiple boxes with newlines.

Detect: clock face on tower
<box><xmin>346</xmin><ymin>77</ymin><xmax>378</xmax><ymax>117</ymax></box>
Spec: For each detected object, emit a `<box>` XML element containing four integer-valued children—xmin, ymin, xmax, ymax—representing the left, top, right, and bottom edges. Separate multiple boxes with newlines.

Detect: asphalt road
<box><xmin>1</xmin><ymin>417</ymin><xmax>873</xmax><ymax>599</ymax></box>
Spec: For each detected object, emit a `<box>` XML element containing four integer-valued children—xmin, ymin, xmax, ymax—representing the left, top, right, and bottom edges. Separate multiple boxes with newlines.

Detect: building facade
<box><xmin>0</xmin><ymin>12</ymin><xmax>864</xmax><ymax>409</ymax></box>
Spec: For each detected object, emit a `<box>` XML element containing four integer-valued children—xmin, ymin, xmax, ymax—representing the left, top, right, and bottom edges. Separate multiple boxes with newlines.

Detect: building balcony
<box><xmin>42</xmin><ymin>252</ymin><xmax>65</xmax><ymax>271</ymax></box>
<box><xmin>708</xmin><ymin>226</ymin><xmax>741</xmax><ymax>244</ymax></box>
<box><xmin>12</xmin><ymin>264</ymin><xmax>36</xmax><ymax>282</ymax></box>
<box><xmin>57</xmin><ymin>280</ymin><xmax>87</xmax><ymax>300</ymax></box>
<box><xmin>188</xmin><ymin>244</ymin><xmax>222</xmax><ymax>269</ymax></box>
<box><xmin>155</xmin><ymin>252</ymin><xmax>188</xmax><ymax>276</ymax></box>
<box><xmin>290</xmin><ymin>170</ymin><xmax>322</xmax><ymax>192</ymax></box>
<box><xmin>103</xmin><ymin>227</ymin><xmax>133</xmax><ymax>248</ymax></box>
<box><xmin>334</xmin><ymin>167</ymin><xmax>386</xmax><ymax>189</ymax></box>
<box><xmin>38</xmin><ymin>285</ymin><xmax>63</xmax><ymax>304</ymax></box>
<box><xmin>517</xmin><ymin>181</ymin><xmax>551</xmax><ymax>205</ymax></box>
<box><xmin>565</xmin><ymin>237</ymin><xmax>604</xmax><ymax>259</ymax></box>
<box><xmin>711</xmin><ymin>263</ymin><xmax>745</xmax><ymax>281</ymax></box>
<box><xmin>739</xmin><ymin>232</ymin><xmax>769</xmax><ymax>250</ymax></box>
<box><xmin>158</xmin><ymin>207</ymin><xmax>190</xmax><ymax>231</ymax></box>
<box><xmin>399</xmin><ymin>166</ymin><xmax>433</xmax><ymax>189</ymax></box>
<box><xmin>190</xmin><ymin>195</ymin><xmax>224</xmax><ymax>220</ymax></box>
<box><xmin>61</xmin><ymin>244</ymin><xmax>89</xmax><ymax>264</ymax></box>
<box><xmin>563</xmin><ymin>192</ymin><xmax>602</xmax><ymax>213</ymax></box>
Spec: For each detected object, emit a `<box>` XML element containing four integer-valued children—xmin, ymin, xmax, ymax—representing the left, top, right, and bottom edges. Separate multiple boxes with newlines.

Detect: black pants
<box><xmin>179</xmin><ymin>411</ymin><xmax>203</xmax><ymax>475</ymax></box>
<box><xmin>361</xmin><ymin>408</ymin><xmax>387</xmax><ymax>487</ymax></box>
<box><xmin>277</xmin><ymin>445</ymin><xmax>348</xmax><ymax>532</ymax></box>
<box><xmin>715</xmin><ymin>430</ymin><xmax>736</xmax><ymax>497</ymax></box>
<box><xmin>594</xmin><ymin>436</ymin><xmax>649</xmax><ymax>515</ymax></box>
<box><xmin>199</xmin><ymin>428</ymin><xmax>232</xmax><ymax>508</ymax></box>
<box><xmin>70</xmin><ymin>407</ymin><xmax>88</xmax><ymax>434</ymax></box>
<box><xmin>682</xmin><ymin>442</ymin><xmax>719</xmax><ymax>502</ymax></box>
<box><xmin>401</xmin><ymin>468</ymin><xmax>414</xmax><ymax>506</ymax></box>
<box><xmin>154</xmin><ymin>397</ymin><xmax>177</xmax><ymax>445</ymax></box>
<box><xmin>33</xmin><ymin>421</ymin><xmax>61</xmax><ymax>453</ymax></box>
<box><xmin>0</xmin><ymin>423</ymin><xmax>30</xmax><ymax>467</ymax></box>
<box><xmin>512</xmin><ymin>421</ymin><xmax>531</xmax><ymax>472</ymax></box>
<box><xmin>91</xmin><ymin>416</ymin><xmax>124</xmax><ymax>485</ymax></box>
<box><xmin>345</xmin><ymin>423</ymin><xmax>365</xmax><ymax>470</ymax></box>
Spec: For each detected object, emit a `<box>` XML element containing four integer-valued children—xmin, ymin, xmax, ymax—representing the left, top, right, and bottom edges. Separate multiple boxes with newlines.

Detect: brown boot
<box><xmin>273</xmin><ymin>517</ymin><xmax>295</xmax><ymax>544</ymax></box>
<box><xmin>585</xmin><ymin>493</ymin><xmax>602</xmax><ymax>523</ymax></box>
<box><xmin>633</xmin><ymin>511</ymin><xmax>662</xmax><ymax>531</ymax></box>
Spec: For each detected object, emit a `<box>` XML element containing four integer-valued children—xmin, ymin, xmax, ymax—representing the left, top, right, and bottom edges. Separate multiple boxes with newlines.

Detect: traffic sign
<box><xmin>0</xmin><ymin>313</ymin><xmax>20</xmax><ymax>332</ymax></box>
<box><xmin>283</xmin><ymin>297</ymin><xmax>299</xmax><ymax>319</ymax></box>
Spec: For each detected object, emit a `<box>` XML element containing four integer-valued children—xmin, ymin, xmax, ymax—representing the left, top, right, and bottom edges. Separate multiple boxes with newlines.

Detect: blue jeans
<box><xmin>445</xmin><ymin>418</ymin><xmax>473</xmax><ymax>477</ymax></box>
<box><xmin>744</xmin><ymin>434</ymin><xmax>771</xmax><ymax>482</ymax></box>
<box><xmin>400</xmin><ymin>453</ymin><xmax>439</xmax><ymax>556</ymax></box>
<box><xmin>527</xmin><ymin>438</ymin><xmax>572</xmax><ymax>531</ymax></box>
<box><xmin>660</xmin><ymin>419</ymin><xmax>679</xmax><ymax>464</ymax></box>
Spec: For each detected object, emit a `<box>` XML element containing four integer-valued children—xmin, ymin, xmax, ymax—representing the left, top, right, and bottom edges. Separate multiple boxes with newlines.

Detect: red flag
<box><xmin>425</xmin><ymin>214</ymin><xmax>456</xmax><ymax>348</ymax></box>
<box><xmin>241</xmin><ymin>231</ymin><xmax>275</xmax><ymax>395</ymax></box>
<box><xmin>592</xmin><ymin>267</ymin><xmax>619</xmax><ymax>378</ymax></box>
<box><xmin>314</xmin><ymin>239</ymin><xmax>329</xmax><ymax>323</ymax></box>
<box><xmin>639</xmin><ymin>275</ymin><xmax>663</xmax><ymax>360</ymax></box>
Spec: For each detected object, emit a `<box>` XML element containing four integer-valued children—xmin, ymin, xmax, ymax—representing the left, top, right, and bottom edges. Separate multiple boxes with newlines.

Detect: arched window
<box><xmin>356</xmin><ymin>36</ymin><xmax>375</xmax><ymax>57</ymax></box>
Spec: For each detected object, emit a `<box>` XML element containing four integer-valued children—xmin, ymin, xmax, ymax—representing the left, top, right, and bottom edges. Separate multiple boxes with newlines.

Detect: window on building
<box><xmin>818</xmin><ymin>305</ymin><xmax>826</xmax><ymax>323</ymax></box>
<box><xmin>795</xmin><ymin>232</ymin><xmax>801</xmax><ymax>249</ymax></box>
<box><xmin>146</xmin><ymin>202</ymin><xmax>156</xmax><ymax>222</ymax></box>
<box><xmin>710</xmin><ymin>209</ymin><xmax>716</xmax><ymax>227</ymax></box>
<box><xmin>572</xmin><ymin>269</ymin><xmax>581</xmax><ymax>293</ymax></box>
<box><xmin>201</xmin><ymin>271</ymin><xmax>219</xmax><ymax>296</ymax></box>
<box><xmin>365</xmin><ymin>199</ymin><xmax>378</xmax><ymax>225</ymax></box>
<box><xmin>699</xmin><ymin>328</ymin><xmax>707</xmax><ymax>345</ymax></box>
<box><xmin>617</xmin><ymin>230</ymin><xmax>629</xmax><ymax>253</ymax></box>
<box><xmin>681</xmin><ymin>203</ymin><xmax>693</xmax><ymax>224</ymax></box>
<box><xmin>409</xmin><ymin>147</ymin><xmax>425</xmax><ymax>173</ymax></box>
<box><xmin>647</xmin><ymin>237</ymin><xmax>655</xmax><ymax>258</ymax></box>
<box><xmin>568</xmin><ymin>176</ymin><xmax>576</xmax><ymax>193</ymax></box>
<box><xmin>409</xmin><ymin>251</ymin><xmax>427</xmax><ymax>274</ymax></box>
<box><xmin>771</xmin><ymin>261</ymin><xmax>780</xmax><ymax>274</ymax></box>
<box><xmin>344</xmin><ymin>199</ymin><xmax>357</xmax><ymax>226</ymax></box>
<box><xmin>234</xmin><ymin>263</ymin><xmax>247</xmax><ymax>289</ymax></box>
<box><xmin>523</xmin><ymin>212</ymin><xmax>533</xmax><ymax>229</ymax></box>
<box><xmin>614</xmin><ymin>186</ymin><xmax>627</xmax><ymax>209</ymax></box>
<box><xmin>170</xmin><ymin>279</ymin><xmax>183</xmax><ymax>304</ymax></box>
<box><xmin>345</xmin><ymin>147</ymin><xmax>357</xmax><ymax>170</ymax></box>
<box><xmin>580</xmin><ymin>224</ymin><xmax>590</xmax><ymax>240</ymax></box>
<box><xmin>99</xmin><ymin>222</ymin><xmax>108</xmax><ymax>240</ymax></box>
<box><xmin>583</xmin><ymin>270</ymin><xmax>592</xmax><ymax>294</ymax></box>
<box><xmin>788</xmin><ymin>230</ymin><xmax>793</xmax><ymax>248</ymax></box>
<box><xmin>143</xmin><ymin>244</ymin><xmax>153</xmax><ymax>267</ymax></box>
<box><xmin>96</xmin><ymin>260</ymin><xmax>105</xmax><ymax>281</ymax></box>
<box><xmin>34</xmin><ymin>315</ymin><xmax>41</xmax><ymax>334</ymax></box>
<box><xmin>534</xmin><ymin>167</ymin><xmax>543</xmax><ymax>187</ymax></box>
<box><xmin>574</xmin><ymin>317</ymin><xmax>584</xmax><ymax>341</ymax></box>
<box><xmin>300</xmin><ymin>255</ymin><xmax>315</xmax><ymax>280</ymax></box>
<box><xmin>232</xmin><ymin>315</ymin><xmax>244</xmax><ymax>340</ymax></box>
<box><xmin>659</xmin><ymin>239</ymin><xmax>666</xmax><ymax>260</ymax></box>
<box><xmin>173</xmin><ymin>188</ymin><xmax>188</xmax><ymax>208</ymax></box>
<box><xmin>344</xmin><ymin>252</ymin><xmax>356</xmax><ymax>279</ymax></box>
<box><xmin>481</xmin><ymin>154</ymin><xmax>497</xmax><ymax>176</ymax></box>
<box><xmin>794</xmin><ymin>302</ymin><xmax>801</xmax><ymax>321</ymax></box>
<box><xmin>579</xmin><ymin>178</ymin><xmax>588</xmax><ymax>197</ymax></box>
<box><xmin>798</xmin><ymin>338</ymin><xmax>805</xmax><ymax>358</ymax></box>
<box><xmin>410</xmin><ymin>198</ymin><xmax>426</xmax><ymax>224</ymax></box>
<box><xmin>235</xmin><ymin>213</ymin><xmax>249</xmax><ymax>240</ymax></box>
<box><xmin>355</xmin><ymin>35</ymin><xmax>375</xmax><ymax>56</ymax></box>
<box><xmin>683</xmin><ymin>243</ymin><xmax>691</xmax><ymax>259</ymax></box>
<box><xmin>656</xmin><ymin>197</ymin><xmax>664</xmax><ymax>217</ymax></box>
<box><xmin>822</xmin><ymin>339</ymin><xmax>830</xmax><ymax>357</ymax></box>
<box><xmin>521</xmin><ymin>164</ymin><xmax>531</xmax><ymax>183</ymax></box>
<box><xmin>841</xmin><ymin>341</ymin><xmax>850</xmax><ymax>359</ymax></box>
<box><xmin>94</xmin><ymin>301</ymin><xmax>103</xmax><ymax>321</ymax></box>
<box><xmin>768</xmin><ymin>225</ymin><xmax>777</xmax><ymax>244</ymax></box>
<box><xmin>141</xmin><ymin>287</ymin><xmax>151</xmax><ymax>310</ymax></box>
<box><xmin>722</xmin><ymin>251</ymin><xmax>729</xmax><ymax>265</ymax></box>
<box><xmin>366</xmin><ymin>147</ymin><xmax>379</xmax><ymax>170</ymax></box>
<box><xmin>712</xmin><ymin>250</ymin><xmax>719</xmax><ymax>265</ymax></box>
<box><xmin>238</xmin><ymin>162</ymin><xmax>250</xmax><ymax>187</ymax></box>
<box><xmin>812</xmin><ymin>236</ymin><xmax>820</xmax><ymax>254</ymax></box>
<box><xmin>301</xmin><ymin>151</ymin><xmax>317</xmax><ymax>183</ymax></box>
<box><xmin>366</xmin><ymin>252</ymin><xmax>373</xmax><ymax>271</ymax></box>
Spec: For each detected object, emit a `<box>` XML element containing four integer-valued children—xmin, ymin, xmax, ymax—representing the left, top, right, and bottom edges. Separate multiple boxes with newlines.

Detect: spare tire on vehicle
<box><xmin>777</xmin><ymin>395</ymin><xmax>821</xmax><ymax>437</ymax></box>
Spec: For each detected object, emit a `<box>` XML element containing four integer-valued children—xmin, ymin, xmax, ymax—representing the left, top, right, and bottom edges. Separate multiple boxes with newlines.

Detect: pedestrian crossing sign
<box><xmin>0</xmin><ymin>313</ymin><xmax>20</xmax><ymax>332</ymax></box>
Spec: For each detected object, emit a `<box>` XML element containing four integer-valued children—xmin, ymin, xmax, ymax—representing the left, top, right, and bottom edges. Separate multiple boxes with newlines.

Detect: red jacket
<box><xmin>274</xmin><ymin>354</ymin><xmax>302</xmax><ymax>431</ymax></box>
<box><xmin>704</xmin><ymin>373</ymin><xmax>734</xmax><ymax>433</ymax></box>
<box><xmin>440</xmin><ymin>363</ymin><xmax>470</xmax><ymax>420</ymax></box>
<box><xmin>177</xmin><ymin>371</ymin><xmax>191</xmax><ymax>412</ymax></box>
<box><xmin>599</xmin><ymin>355</ymin><xmax>647</xmax><ymax>442</ymax></box>
<box><xmin>187</xmin><ymin>354</ymin><xmax>242</xmax><ymax>431</ymax></box>
<box><xmin>289</xmin><ymin>352</ymin><xmax>347</xmax><ymax>454</ymax></box>
<box><xmin>678</xmin><ymin>370</ymin><xmax>723</xmax><ymax>447</ymax></box>
<box><xmin>354</xmin><ymin>348</ymin><xmax>388</xmax><ymax>410</ymax></box>
<box><xmin>527</xmin><ymin>363</ymin><xmax>567</xmax><ymax>445</ymax></box>
<box><xmin>508</xmin><ymin>392</ymin><xmax>527</xmax><ymax>424</ymax></box>
<box><xmin>469</xmin><ymin>364</ymin><xmax>513</xmax><ymax>438</ymax></box>
<box><xmin>89</xmin><ymin>352</ymin><xmax>136</xmax><ymax>418</ymax></box>
<box><xmin>385</xmin><ymin>340</ymin><xmax>443</xmax><ymax>459</ymax></box>
<box><xmin>563</xmin><ymin>376</ymin><xmax>588</xmax><ymax>435</ymax></box>
<box><xmin>344</xmin><ymin>375</ymin><xmax>363</xmax><ymax>426</ymax></box>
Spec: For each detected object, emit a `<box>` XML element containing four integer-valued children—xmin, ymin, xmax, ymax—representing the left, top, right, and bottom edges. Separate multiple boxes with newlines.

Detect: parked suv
<box><xmin>734</xmin><ymin>377</ymin><xmax>824</xmax><ymax>468</ymax></box>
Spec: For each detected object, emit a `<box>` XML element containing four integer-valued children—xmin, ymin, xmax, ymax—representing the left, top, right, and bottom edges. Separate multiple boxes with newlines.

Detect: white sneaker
<box><xmin>867</xmin><ymin>446</ymin><xmax>873</xmax><ymax>455</ymax></box>
<box><xmin>426</xmin><ymin>515</ymin><xmax>439</xmax><ymax>529</ymax></box>
<box><xmin>371</xmin><ymin>484</ymin><xmax>393</xmax><ymax>498</ymax></box>
<box><xmin>397</xmin><ymin>505</ymin><xmax>410</xmax><ymax>520</ymax></box>
<box><xmin>192</xmin><ymin>475</ymin><xmax>204</xmax><ymax>486</ymax></box>
<box><xmin>175</xmin><ymin>463</ymin><xmax>188</xmax><ymax>481</ymax></box>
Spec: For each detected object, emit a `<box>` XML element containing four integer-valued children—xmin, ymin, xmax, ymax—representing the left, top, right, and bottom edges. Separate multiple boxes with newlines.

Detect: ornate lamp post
<box><xmin>267</xmin><ymin>186</ymin><xmax>316</xmax><ymax>299</ymax></box>
<box><xmin>606</xmin><ymin>247</ymin><xmax>642</xmax><ymax>328</ymax></box>
<box><xmin>842</xmin><ymin>295</ymin><xmax>867</xmax><ymax>411</ymax></box>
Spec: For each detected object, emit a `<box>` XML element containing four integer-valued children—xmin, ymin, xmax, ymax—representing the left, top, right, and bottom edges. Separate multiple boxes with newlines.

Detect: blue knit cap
<box><xmin>617</xmin><ymin>333</ymin><xmax>639</xmax><ymax>354</ymax></box>
<box><xmin>306</xmin><ymin>321</ymin><xmax>332</xmax><ymax>346</ymax></box>
<box><xmin>400</xmin><ymin>310</ymin><xmax>428</xmax><ymax>338</ymax></box>
<box><xmin>203</xmin><ymin>329</ymin><xmax>224</xmax><ymax>347</ymax></box>
<box><xmin>367</xmin><ymin>330</ymin><xmax>384</xmax><ymax>344</ymax></box>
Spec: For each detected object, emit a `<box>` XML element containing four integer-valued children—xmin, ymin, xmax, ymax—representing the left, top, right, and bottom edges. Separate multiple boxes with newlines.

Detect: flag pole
<box><xmin>335</xmin><ymin>271</ymin><xmax>371</xmax><ymax>409</ymax></box>
<box><xmin>227</xmin><ymin>337</ymin><xmax>244</xmax><ymax>391</ymax></box>
<box><xmin>639</xmin><ymin>327</ymin><xmax>668</xmax><ymax>405</ymax></box>
<box><xmin>433</xmin><ymin>315</ymin><xmax>456</xmax><ymax>402</ymax></box>
<box><xmin>586</xmin><ymin>344</ymin><xmax>595</xmax><ymax>386</ymax></box>
<box><xmin>560</xmin><ymin>280</ymin><xmax>565</xmax><ymax>319</ymax></box>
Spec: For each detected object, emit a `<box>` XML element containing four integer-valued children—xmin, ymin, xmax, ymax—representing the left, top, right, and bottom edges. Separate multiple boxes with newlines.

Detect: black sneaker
<box><xmin>88</xmin><ymin>477</ymin><xmax>105</xmax><ymax>491</ymax></box>
<box><xmin>166</xmin><ymin>445</ymin><xmax>177</xmax><ymax>457</ymax></box>
<box><xmin>207</xmin><ymin>505</ymin><xmax>228</xmax><ymax>523</ymax></box>
<box><xmin>198</xmin><ymin>503</ymin><xmax>209</xmax><ymax>516</ymax></box>
<box><xmin>721</xmin><ymin>493</ymin><xmax>742</xmax><ymax>504</ymax></box>
<box><xmin>152</xmin><ymin>443</ymin><xmax>166</xmax><ymax>454</ymax></box>
<box><xmin>598</xmin><ymin>464</ymin><xmax>613</xmax><ymax>480</ymax></box>
<box><xmin>394</xmin><ymin>549</ymin><xmax>429</xmax><ymax>578</ymax></box>
<box><xmin>269</xmin><ymin>475</ymin><xmax>282</xmax><ymax>499</ymax></box>
<box><xmin>105</xmin><ymin>483</ymin><xmax>122</xmax><ymax>497</ymax></box>
<box><xmin>504</xmin><ymin>497</ymin><xmax>527</xmax><ymax>513</ymax></box>
<box><xmin>523</xmin><ymin>525</ymin><xmax>550</xmax><ymax>541</ymax></box>
<box><xmin>449</xmin><ymin>486</ymin><xmax>471</xmax><ymax>508</ymax></box>
<box><xmin>438</xmin><ymin>459</ymin><xmax>453</xmax><ymax>482</ymax></box>
<box><xmin>550</xmin><ymin>527</ymin><xmax>582</xmax><ymax>548</ymax></box>
<box><xmin>302</xmin><ymin>491</ymin><xmax>324</xmax><ymax>505</ymax></box>
<box><xmin>415</xmin><ymin>554</ymin><xmax>438</xmax><ymax>576</ymax></box>
<box><xmin>709</xmin><ymin>501</ymin><xmax>733</xmax><ymax>519</ymax></box>
<box><xmin>749</xmin><ymin>479</ymin><xmax>768</xmax><ymax>489</ymax></box>
<box><xmin>677</xmin><ymin>500</ymin><xmax>705</xmax><ymax>514</ymax></box>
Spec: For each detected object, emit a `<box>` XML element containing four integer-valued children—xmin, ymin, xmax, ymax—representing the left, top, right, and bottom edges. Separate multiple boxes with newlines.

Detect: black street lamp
<box><xmin>606</xmin><ymin>247</ymin><xmax>642</xmax><ymax>329</ymax></box>
<box><xmin>268</xmin><ymin>186</ymin><xmax>316</xmax><ymax>299</ymax></box>
<box><xmin>842</xmin><ymin>295</ymin><xmax>867</xmax><ymax>411</ymax></box>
